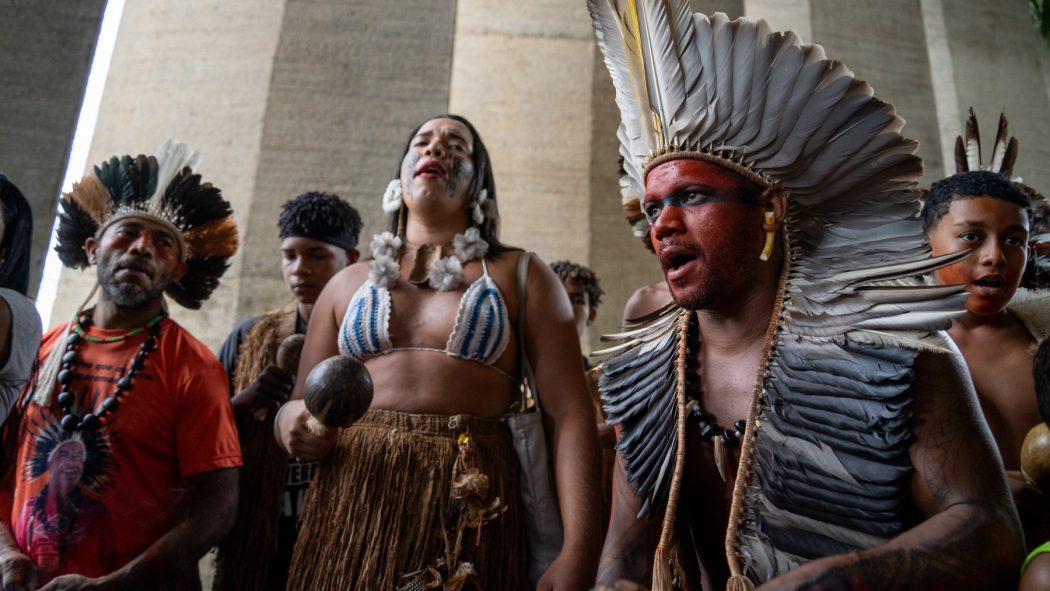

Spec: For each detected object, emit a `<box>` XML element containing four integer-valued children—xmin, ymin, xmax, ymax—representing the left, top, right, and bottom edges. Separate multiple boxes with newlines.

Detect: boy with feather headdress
<box><xmin>923</xmin><ymin>109</ymin><xmax>1050</xmax><ymax>555</ymax></box>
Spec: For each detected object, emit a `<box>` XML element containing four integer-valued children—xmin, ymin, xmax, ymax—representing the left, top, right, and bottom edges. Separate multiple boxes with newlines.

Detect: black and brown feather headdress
<box><xmin>55</xmin><ymin>140</ymin><xmax>238</xmax><ymax>309</ymax></box>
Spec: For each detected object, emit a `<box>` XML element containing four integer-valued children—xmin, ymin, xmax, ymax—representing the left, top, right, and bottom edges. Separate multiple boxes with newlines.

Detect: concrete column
<box><xmin>0</xmin><ymin>0</ymin><xmax>105</xmax><ymax>296</ymax></box>
<box><xmin>744</xmin><ymin>0</ymin><xmax>811</xmax><ymax>42</ymax></box>
<box><xmin>240</xmin><ymin>0</ymin><xmax>457</xmax><ymax>323</ymax></box>
<box><xmin>448</xmin><ymin>0</ymin><xmax>597</xmax><ymax>263</ymax></box>
<box><xmin>50</xmin><ymin>0</ymin><xmax>458</xmax><ymax>349</ymax></box>
<box><xmin>932</xmin><ymin>0</ymin><xmax>1050</xmax><ymax>190</ymax></box>
<box><xmin>692</xmin><ymin>0</ymin><xmax>744</xmax><ymax>18</ymax></box>
<box><xmin>808</xmin><ymin>0</ymin><xmax>943</xmax><ymax>186</ymax></box>
<box><xmin>49</xmin><ymin>0</ymin><xmax>286</xmax><ymax>346</ymax></box>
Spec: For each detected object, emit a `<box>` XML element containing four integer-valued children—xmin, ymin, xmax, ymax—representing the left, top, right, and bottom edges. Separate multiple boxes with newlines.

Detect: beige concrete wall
<box><xmin>50</xmin><ymin>0</ymin><xmax>287</xmax><ymax>347</ymax></box>
<box><xmin>239</xmin><ymin>0</ymin><xmax>458</xmax><ymax>324</ymax></box>
<box><xmin>0</xmin><ymin>0</ymin><xmax>105</xmax><ymax>296</ymax></box>
<box><xmin>449</xmin><ymin>0</ymin><xmax>596</xmax><ymax>264</ymax></box>
<box><xmin>809</xmin><ymin>0</ymin><xmax>943</xmax><ymax>186</ymax></box>
<box><xmin>745</xmin><ymin>0</ymin><xmax>811</xmax><ymax>42</ymax></box>
<box><xmin>49</xmin><ymin>0</ymin><xmax>460</xmax><ymax>350</ymax></box>
<box><xmin>934</xmin><ymin>0</ymin><xmax>1050</xmax><ymax>190</ymax></box>
<box><xmin>44</xmin><ymin>0</ymin><xmax>1050</xmax><ymax>354</ymax></box>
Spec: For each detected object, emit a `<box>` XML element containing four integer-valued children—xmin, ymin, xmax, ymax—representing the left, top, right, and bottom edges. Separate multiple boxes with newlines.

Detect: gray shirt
<box><xmin>0</xmin><ymin>288</ymin><xmax>42</xmax><ymax>424</ymax></box>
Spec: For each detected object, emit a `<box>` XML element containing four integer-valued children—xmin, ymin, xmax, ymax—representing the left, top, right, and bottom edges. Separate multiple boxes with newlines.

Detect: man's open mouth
<box><xmin>660</xmin><ymin>246</ymin><xmax>698</xmax><ymax>273</ymax></box>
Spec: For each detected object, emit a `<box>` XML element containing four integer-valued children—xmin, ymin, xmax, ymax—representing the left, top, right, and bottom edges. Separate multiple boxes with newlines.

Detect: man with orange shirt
<box><xmin>0</xmin><ymin>142</ymin><xmax>242</xmax><ymax>590</ymax></box>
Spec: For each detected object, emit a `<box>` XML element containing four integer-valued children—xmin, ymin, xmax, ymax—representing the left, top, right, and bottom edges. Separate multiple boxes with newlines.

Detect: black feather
<box><xmin>93</xmin><ymin>156</ymin><xmax>124</xmax><ymax>202</ymax></box>
<box><xmin>161</xmin><ymin>169</ymin><xmax>232</xmax><ymax>231</ymax></box>
<box><xmin>54</xmin><ymin>199</ymin><xmax>97</xmax><ymax>269</ymax></box>
<box><xmin>165</xmin><ymin>256</ymin><xmax>230</xmax><ymax>309</ymax></box>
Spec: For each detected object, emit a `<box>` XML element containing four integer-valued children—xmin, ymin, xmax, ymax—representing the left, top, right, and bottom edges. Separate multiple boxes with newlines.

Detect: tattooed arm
<box><xmin>596</xmin><ymin>452</ymin><xmax>663</xmax><ymax>586</ymax></box>
<box><xmin>758</xmin><ymin>348</ymin><xmax>1024</xmax><ymax>591</ymax></box>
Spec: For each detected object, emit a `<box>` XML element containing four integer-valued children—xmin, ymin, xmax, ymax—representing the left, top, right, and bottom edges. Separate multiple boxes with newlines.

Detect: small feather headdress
<box><xmin>947</xmin><ymin>109</ymin><xmax>1049</xmax><ymax>288</ymax></box>
<box><xmin>589</xmin><ymin>1</ymin><xmax>970</xmax><ymax>587</ymax></box>
<box><xmin>55</xmin><ymin>139</ymin><xmax>239</xmax><ymax>309</ymax></box>
<box><xmin>954</xmin><ymin>108</ymin><xmax>1020</xmax><ymax>176</ymax></box>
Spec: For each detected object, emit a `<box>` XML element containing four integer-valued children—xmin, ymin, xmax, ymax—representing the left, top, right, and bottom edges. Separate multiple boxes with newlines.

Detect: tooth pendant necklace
<box><xmin>684</xmin><ymin>315</ymin><xmax>746</xmax><ymax>482</ymax></box>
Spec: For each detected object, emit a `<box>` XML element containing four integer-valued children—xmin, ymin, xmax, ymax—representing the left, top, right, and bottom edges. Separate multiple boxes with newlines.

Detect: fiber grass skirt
<box><xmin>286</xmin><ymin>410</ymin><xmax>528</xmax><ymax>591</ymax></box>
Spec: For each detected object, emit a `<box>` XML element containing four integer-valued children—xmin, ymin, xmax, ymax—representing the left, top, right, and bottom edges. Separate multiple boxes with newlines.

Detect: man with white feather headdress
<box><xmin>587</xmin><ymin>1</ymin><xmax>1023</xmax><ymax>589</ymax></box>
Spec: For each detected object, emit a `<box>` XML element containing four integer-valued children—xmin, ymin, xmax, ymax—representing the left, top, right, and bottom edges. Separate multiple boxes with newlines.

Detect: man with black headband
<box><xmin>213</xmin><ymin>191</ymin><xmax>360</xmax><ymax>591</ymax></box>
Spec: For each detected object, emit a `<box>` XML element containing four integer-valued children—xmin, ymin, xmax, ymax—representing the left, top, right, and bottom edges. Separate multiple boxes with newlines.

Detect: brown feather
<box><xmin>954</xmin><ymin>136</ymin><xmax>968</xmax><ymax>173</ymax></box>
<box><xmin>1002</xmin><ymin>137</ymin><xmax>1019</xmax><ymax>177</ymax></box>
<box><xmin>990</xmin><ymin>113</ymin><xmax>1010</xmax><ymax>173</ymax></box>
<box><xmin>964</xmin><ymin>107</ymin><xmax>981</xmax><ymax>171</ymax></box>
<box><xmin>185</xmin><ymin>216</ymin><xmax>239</xmax><ymax>259</ymax></box>
<box><xmin>70</xmin><ymin>173</ymin><xmax>112</xmax><ymax>225</ymax></box>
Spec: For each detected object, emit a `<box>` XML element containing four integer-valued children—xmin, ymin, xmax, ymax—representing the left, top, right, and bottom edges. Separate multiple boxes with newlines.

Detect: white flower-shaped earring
<box><xmin>382</xmin><ymin>179</ymin><xmax>403</xmax><ymax>213</ymax></box>
<box><xmin>471</xmin><ymin>188</ymin><xmax>488</xmax><ymax>225</ymax></box>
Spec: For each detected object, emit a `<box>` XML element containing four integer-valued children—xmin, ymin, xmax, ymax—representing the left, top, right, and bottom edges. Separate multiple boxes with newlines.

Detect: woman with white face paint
<box><xmin>276</xmin><ymin>115</ymin><xmax>603</xmax><ymax>591</ymax></box>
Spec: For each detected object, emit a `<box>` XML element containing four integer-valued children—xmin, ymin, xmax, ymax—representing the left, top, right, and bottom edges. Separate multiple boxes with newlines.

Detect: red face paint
<box><xmin>928</xmin><ymin>196</ymin><xmax>1030</xmax><ymax>315</ymax></box>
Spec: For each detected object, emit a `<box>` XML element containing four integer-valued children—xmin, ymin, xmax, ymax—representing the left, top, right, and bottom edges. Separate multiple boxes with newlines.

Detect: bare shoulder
<box><xmin>907</xmin><ymin>341</ymin><xmax>1010</xmax><ymax>513</ymax></box>
<box><xmin>623</xmin><ymin>281</ymin><xmax>671</xmax><ymax>322</ymax></box>
<box><xmin>318</xmin><ymin>260</ymin><xmax>373</xmax><ymax>319</ymax></box>
<box><xmin>484</xmin><ymin>248</ymin><xmax>529</xmax><ymax>273</ymax></box>
<box><xmin>486</xmin><ymin>249</ymin><xmax>559</xmax><ymax>292</ymax></box>
<box><xmin>909</xmin><ymin>343</ymin><xmax>970</xmax><ymax>394</ymax></box>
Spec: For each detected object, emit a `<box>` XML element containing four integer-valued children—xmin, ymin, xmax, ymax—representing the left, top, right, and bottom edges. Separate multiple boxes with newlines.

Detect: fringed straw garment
<box><xmin>287</xmin><ymin>410</ymin><xmax>528</xmax><ymax>591</ymax></box>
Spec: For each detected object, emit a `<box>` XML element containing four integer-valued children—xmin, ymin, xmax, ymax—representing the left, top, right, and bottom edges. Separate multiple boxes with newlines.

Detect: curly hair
<box><xmin>278</xmin><ymin>191</ymin><xmax>363</xmax><ymax>250</ymax></box>
<box><xmin>550</xmin><ymin>260</ymin><xmax>604</xmax><ymax>308</ymax></box>
<box><xmin>921</xmin><ymin>170</ymin><xmax>1033</xmax><ymax>234</ymax></box>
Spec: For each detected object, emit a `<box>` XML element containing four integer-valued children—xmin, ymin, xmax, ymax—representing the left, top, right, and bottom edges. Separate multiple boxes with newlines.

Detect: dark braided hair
<box><xmin>921</xmin><ymin>170</ymin><xmax>1033</xmax><ymax>234</ymax></box>
<box><xmin>550</xmin><ymin>260</ymin><xmax>604</xmax><ymax>308</ymax></box>
<box><xmin>0</xmin><ymin>172</ymin><xmax>33</xmax><ymax>295</ymax></box>
<box><xmin>278</xmin><ymin>191</ymin><xmax>362</xmax><ymax>250</ymax></box>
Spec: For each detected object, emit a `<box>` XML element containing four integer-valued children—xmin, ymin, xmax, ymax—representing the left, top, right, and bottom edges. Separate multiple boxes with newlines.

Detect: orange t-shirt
<box><xmin>5</xmin><ymin>319</ymin><xmax>241</xmax><ymax>584</ymax></box>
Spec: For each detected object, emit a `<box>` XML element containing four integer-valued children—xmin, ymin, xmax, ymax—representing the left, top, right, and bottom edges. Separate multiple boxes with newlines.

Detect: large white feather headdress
<box><xmin>590</xmin><ymin>1</ymin><xmax>925</xmax><ymax>245</ymax></box>
<box><xmin>589</xmin><ymin>2</ymin><xmax>972</xmax><ymax>587</ymax></box>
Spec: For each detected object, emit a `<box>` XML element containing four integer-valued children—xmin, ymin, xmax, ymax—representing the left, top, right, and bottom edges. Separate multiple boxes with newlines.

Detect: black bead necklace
<box><xmin>683</xmin><ymin>313</ymin><xmax>747</xmax><ymax>448</ymax></box>
<box><xmin>57</xmin><ymin>308</ymin><xmax>167</xmax><ymax>432</ymax></box>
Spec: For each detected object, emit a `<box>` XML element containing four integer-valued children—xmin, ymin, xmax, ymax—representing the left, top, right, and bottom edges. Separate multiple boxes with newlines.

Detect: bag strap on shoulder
<box><xmin>516</xmin><ymin>251</ymin><xmax>542</xmax><ymax>412</ymax></box>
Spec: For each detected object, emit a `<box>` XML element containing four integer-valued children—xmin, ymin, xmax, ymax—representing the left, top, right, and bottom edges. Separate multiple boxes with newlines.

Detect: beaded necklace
<box><xmin>57</xmin><ymin>308</ymin><xmax>167</xmax><ymax>432</ymax></box>
<box><xmin>683</xmin><ymin>314</ymin><xmax>746</xmax><ymax>448</ymax></box>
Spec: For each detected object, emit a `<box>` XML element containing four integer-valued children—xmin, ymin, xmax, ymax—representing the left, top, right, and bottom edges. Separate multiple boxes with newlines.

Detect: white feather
<box><xmin>150</xmin><ymin>139</ymin><xmax>202</xmax><ymax>203</ymax></box>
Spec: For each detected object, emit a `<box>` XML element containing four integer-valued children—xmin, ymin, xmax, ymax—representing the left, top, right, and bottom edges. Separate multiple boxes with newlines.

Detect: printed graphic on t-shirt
<box><xmin>283</xmin><ymin>460</ymin><xmax>316</xmax><ymax>518</ymax></box>
<box><xmin>16</xmin><ymin>382</ymin><xmax>124</xmax><ymax>580</ymax></box>
<box><xmin>9</xmin><ymin>321</ymin><xmax>242</xmax><ymax>586</ymax></box>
